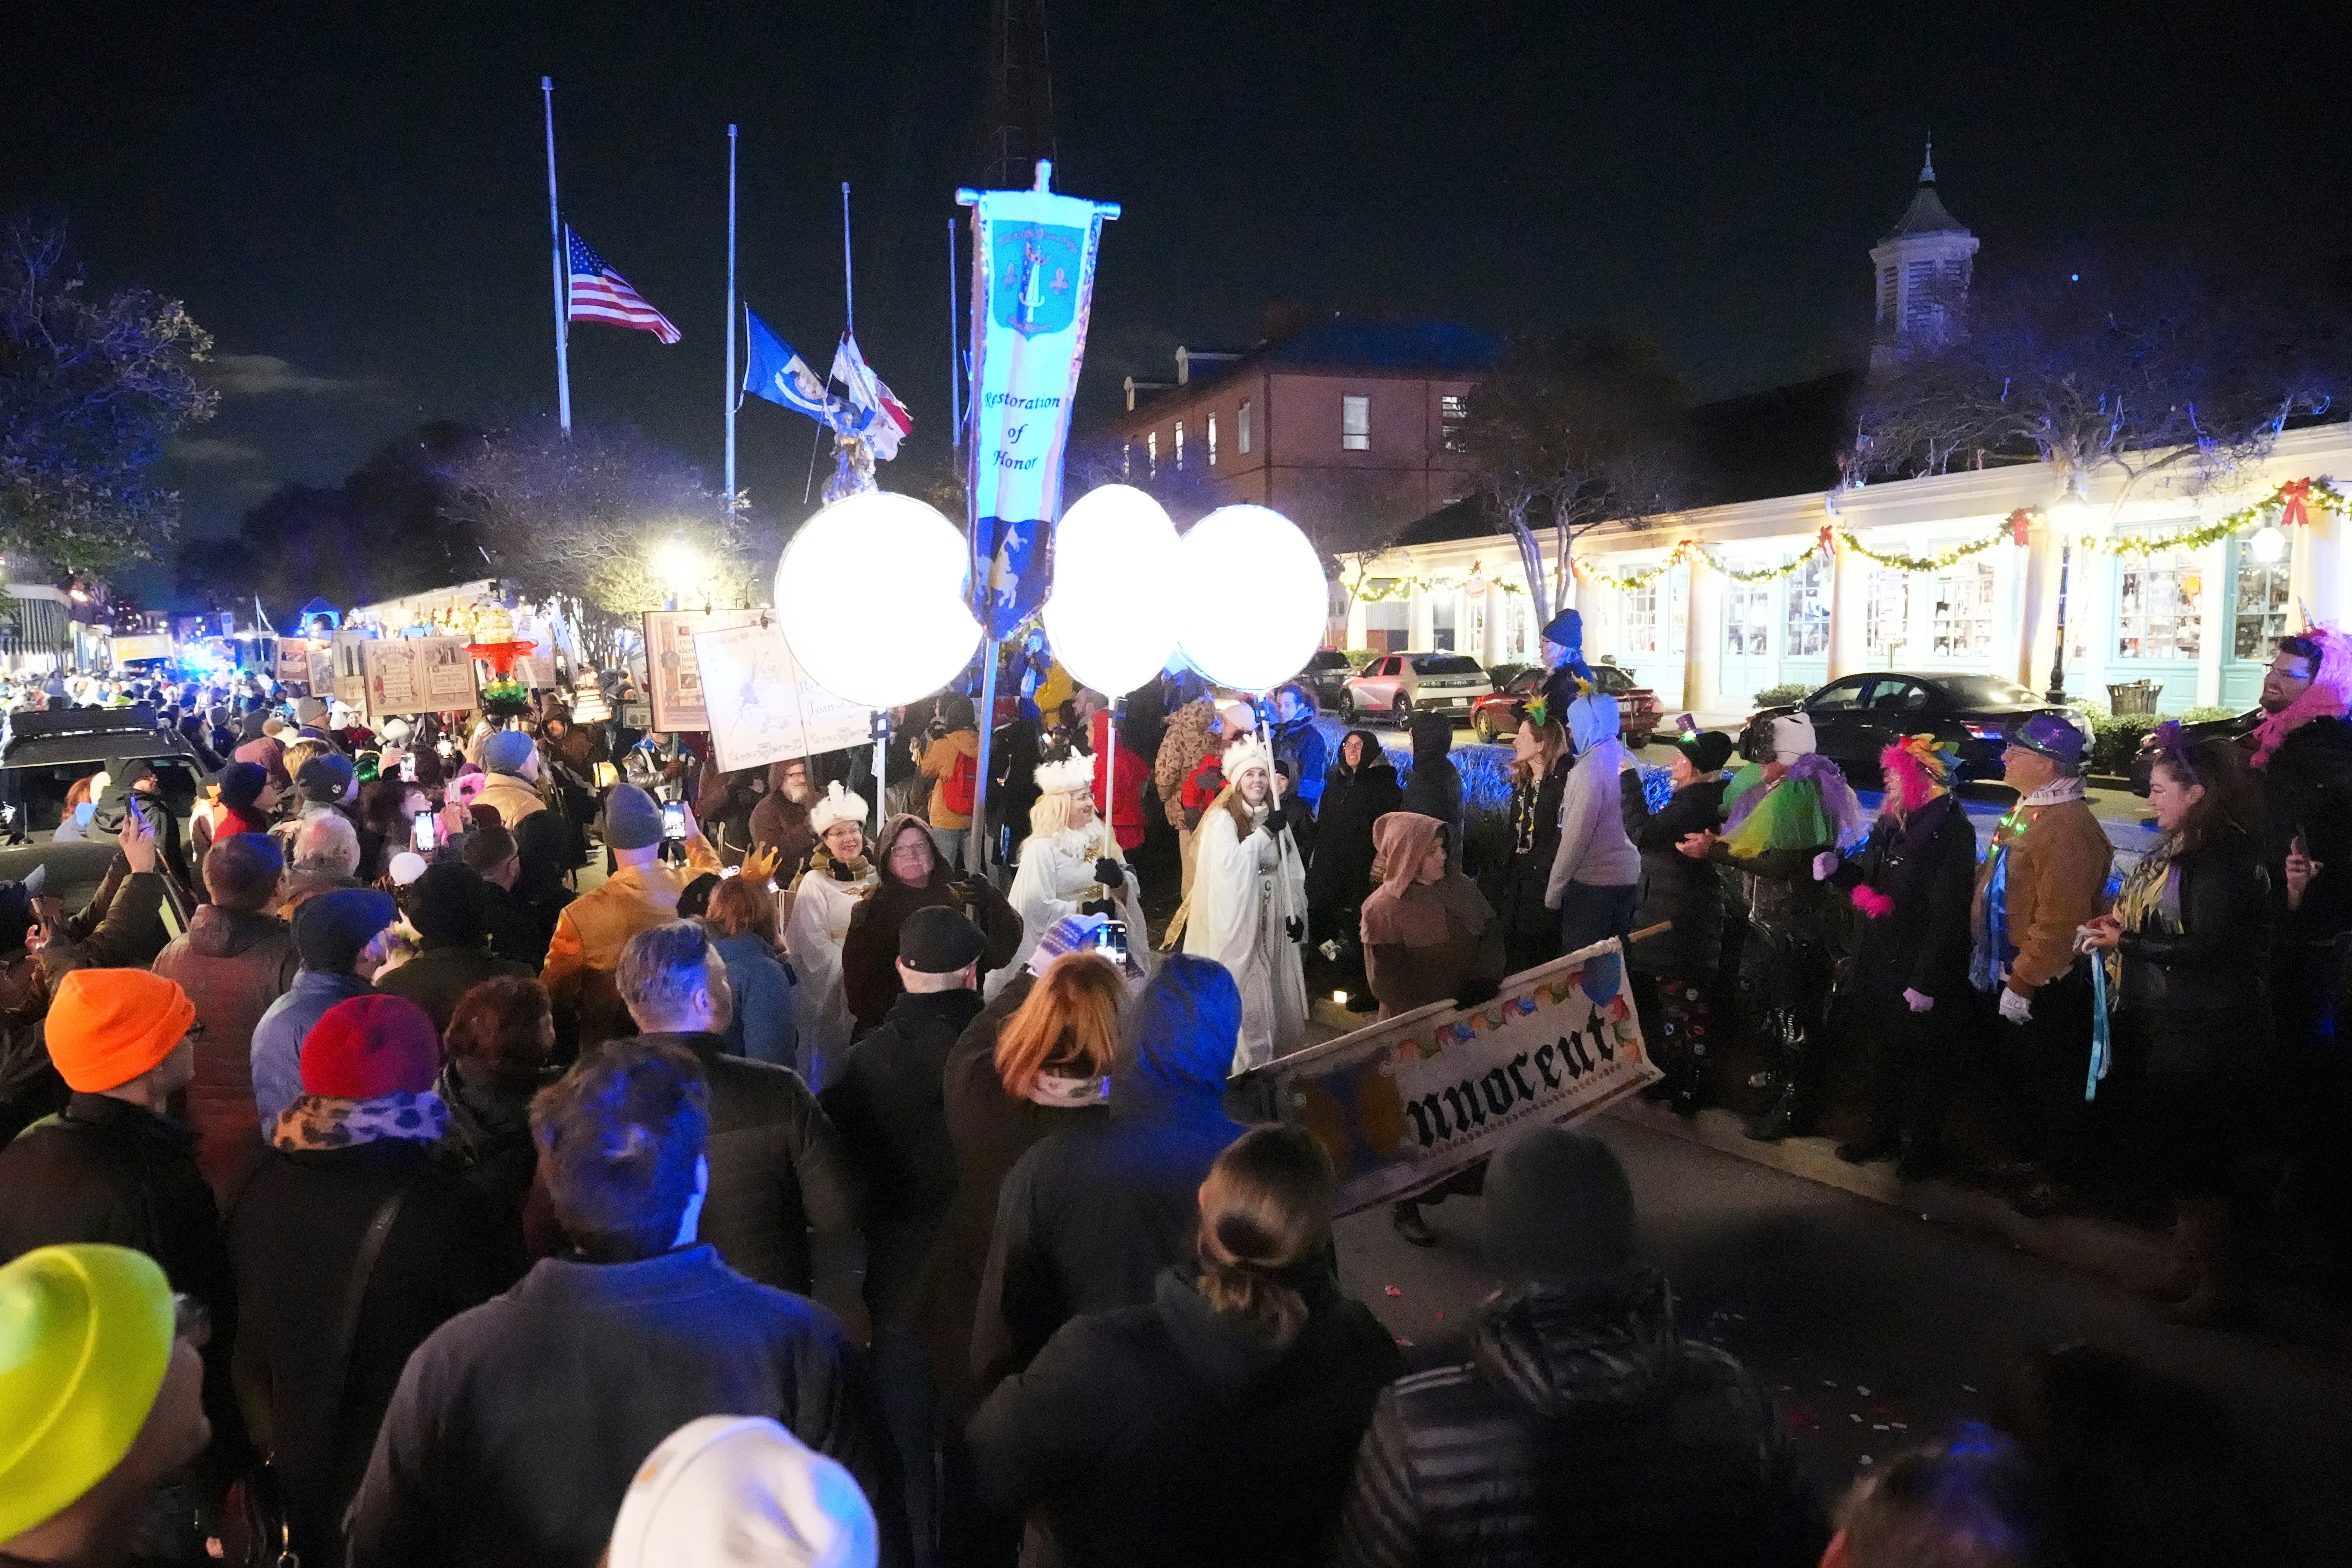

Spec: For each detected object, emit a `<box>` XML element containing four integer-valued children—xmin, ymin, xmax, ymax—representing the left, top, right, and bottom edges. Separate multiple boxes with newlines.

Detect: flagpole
<box><xmin>840</xmin><ymin>182</ymin><xmax>855</xmax><ymax>337</ymax></box>
<box><xmin>542</xmin><ymin>77</ymin><xmax>571</xmax><ymax>434</ymax></box>
<box><xmin>946</xmin><ymin>217</ymin><xmax>962</xmax><ymax>456</ymax></box>
<box><xmin>724</xmin><ymin>125</ymin><xmax>739</xmax><ymax>509</ymax></box>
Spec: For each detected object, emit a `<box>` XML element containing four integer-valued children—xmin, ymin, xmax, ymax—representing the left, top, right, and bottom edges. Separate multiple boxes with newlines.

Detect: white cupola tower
<box><xmin>1869</xmin><ymin>141</ymin><xmax>1978</xmax><ymax>355</ymax></box>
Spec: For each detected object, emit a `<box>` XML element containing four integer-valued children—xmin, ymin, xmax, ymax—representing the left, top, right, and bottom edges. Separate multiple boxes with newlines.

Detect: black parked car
<box><xmin>1753</xmin><ymin>671</ymin><xmax>2078</xmax><ymax>786</ymax></box>
<box><xmin>1299</xmin><ymin>648</ymin><xmax>1357</xmax><ymax>712</ymax></box>
<box><xmin>2128</xmin><ymin>708</ymin><xmax>2257</xmax><ymax>795</ymax></box>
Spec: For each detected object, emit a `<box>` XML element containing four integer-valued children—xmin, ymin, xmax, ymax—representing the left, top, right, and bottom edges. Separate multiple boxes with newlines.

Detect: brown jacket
<box><xmin>539</xmin><ymin>836</ymin><xmax>722</xmax><ymax>1049</ymax></box>
<box><xmin>920</xmin><ymin>730</ymin><xmax>981</xmax><ymax>830</ymax></box>
<box><xmin>153</xmin><ymin>904</ymin><xmax>301</xmax><ymax>1198</ymax></box>
<box><xmin>1366</xmin><ymin>907</ymin><xmax>1508</xmax><ymax>1019</ymax></box>
<box><xmin>1153</xmin><ymin>699</ymin><xmax>1220</xmax><ymax>819</ymax></box>
<box><xmin>474</xmin><ymin>774</ymin><xmax>547</xmax><ymax>830</ymax></box>
<box><xmin>750</xmin><ymin>769</ymin><xmax>817</xmax><ymax>870</ymax></box>
<box><xmin>1970</xmin><ymin>792</ymin><xmax>2112</xmax><ymax>995</ymax></box>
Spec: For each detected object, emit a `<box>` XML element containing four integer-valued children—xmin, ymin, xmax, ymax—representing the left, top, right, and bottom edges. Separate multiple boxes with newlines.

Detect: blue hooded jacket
<box><xmin>972</xmin><ymin>955</ymin><xmax>1247</xmax><ymax>1386</ymax></box>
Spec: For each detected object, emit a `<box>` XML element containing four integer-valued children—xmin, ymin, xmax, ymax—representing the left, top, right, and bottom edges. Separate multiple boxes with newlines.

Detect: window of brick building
<box><xmin>1440</xmin><ymin>393</ymin><xmax>1469</xmax><ymax>453</ymax></box>
<box><xmin>1206</xmin><ymin>413</ymin><xmax>1218</xmax><ymax>466</ymax></box>
<box><xmin>1174</xmin><ymin>420</ymin><xmax>1185</xmax><ymax>470</ymax></box>
<box><xmin>1238</xmin><ymin>399</ymin><xmax>1252</xmax><ymax>454</ymax></box>
<box><xmin>1146</xmin><ymin>431</ymin><xmax>1157</xmax><ymax>478</ymax></box>
<box><xmin>1342</xmin><ymin>395</ymin><xmax>1370</xmax><ymax>451</ymax></box>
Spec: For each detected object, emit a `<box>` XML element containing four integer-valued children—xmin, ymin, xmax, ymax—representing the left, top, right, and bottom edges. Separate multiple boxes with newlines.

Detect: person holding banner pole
<box><xmin>1362</xmin><ymin>809</ymin><xmax>1507</xmax><ymax>1250</ymax></box>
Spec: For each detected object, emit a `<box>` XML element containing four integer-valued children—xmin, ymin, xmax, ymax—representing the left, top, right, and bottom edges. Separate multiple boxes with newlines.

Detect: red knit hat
<box><xmin>299</xmin><ymin>995</ymin><xmax>440</xmax><ymax>1099</ymax></box>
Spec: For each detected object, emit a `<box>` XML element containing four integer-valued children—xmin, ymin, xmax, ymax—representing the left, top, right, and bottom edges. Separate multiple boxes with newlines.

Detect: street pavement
<box><xmin>1334</xmin><ymin>1114</ymin><xmax>2352</xmax><ymax>1562</ymax></box>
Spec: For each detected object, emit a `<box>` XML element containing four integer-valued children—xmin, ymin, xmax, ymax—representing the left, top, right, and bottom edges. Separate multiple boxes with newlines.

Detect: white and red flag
<box><xmin>829</xmin><ymin>333</ymin><xmax>912</xmax><ymax>459</ymax></box>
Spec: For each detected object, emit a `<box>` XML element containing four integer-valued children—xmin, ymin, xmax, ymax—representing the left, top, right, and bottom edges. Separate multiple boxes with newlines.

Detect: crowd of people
<box><xmin>0</xmin><ymin>616</ymin><xmax>2321</xmax><ymax>1567</ymax></box>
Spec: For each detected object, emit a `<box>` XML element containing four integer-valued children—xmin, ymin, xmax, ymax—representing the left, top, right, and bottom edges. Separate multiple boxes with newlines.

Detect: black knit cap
<box><xmin>1483</xmin><ymin>1126</ymin><xmax>1636</xmax><ymax>1284</ymax></box>
<box><xmin>898</xmin><ymin>904</ymin><xmax>987</xmax><ymax>974</ymax></box>
<box><xmin>1674</xmin><ymin>729</ymin><xmax>1736</xmax><ymax>774</ymax></box>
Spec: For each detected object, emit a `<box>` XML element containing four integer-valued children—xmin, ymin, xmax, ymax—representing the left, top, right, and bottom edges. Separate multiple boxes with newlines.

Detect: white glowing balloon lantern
<box><xmin>1174</xmin><ymin>504</ymin><xmax>1329</xmax><ymax>692</ymax></box>
<box><xmin>774</xmin><ymin>490</ymin><xmax>982</xmax><ymax>710</ymax></box>
<box><xmin>1041</xmin><ymin>485</ymin><xmax>1181</xmax><ymax>697</ymax></box>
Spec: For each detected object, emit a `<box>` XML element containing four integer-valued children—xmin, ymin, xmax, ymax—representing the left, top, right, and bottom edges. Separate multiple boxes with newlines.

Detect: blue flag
<box><xmin>984</xmin><ymin>515</ymin><xmax>1047</xmax><ymax>638</ymax></box>
<box><xmin>742</xmin><ymin>307</ymin><xmax>858</xmax><ymax>431</ymax></box>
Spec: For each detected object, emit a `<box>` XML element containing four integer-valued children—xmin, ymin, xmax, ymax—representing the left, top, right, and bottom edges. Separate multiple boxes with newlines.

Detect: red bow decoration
<box><xmin>2008</xmin><ymin>508</ymin><xmax>2035</xmax><ymax>547</ymax></box>
<box><xmin>1816</xmin><ymin>524</ymin><xmax>1835</xmax><ymax>554</ymax></box>
<box><xmin>2277</xmin><ymin>478</ymin><xmax>2314</xmax><ymax>531</ymax></box>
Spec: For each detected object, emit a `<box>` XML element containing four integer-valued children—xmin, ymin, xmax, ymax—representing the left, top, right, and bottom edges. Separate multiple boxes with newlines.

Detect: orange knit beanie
<box><xmin>45</xmin><ymin>970</ymin><xmax>198</xmax><ymax>1093</ymax></box>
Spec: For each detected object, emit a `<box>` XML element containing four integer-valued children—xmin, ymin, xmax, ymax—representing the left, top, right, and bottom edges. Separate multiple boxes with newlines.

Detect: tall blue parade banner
<box><xmin>956</xmin><ymin>162</ymin><xmax>1120</xmax><ymax>639</ymax></box>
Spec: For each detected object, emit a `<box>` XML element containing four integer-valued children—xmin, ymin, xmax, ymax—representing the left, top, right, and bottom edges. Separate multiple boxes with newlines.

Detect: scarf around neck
<box><xmin>2018</xmin><ymin>776</ymin><xmax>2087</xmax><ymax>807</ymax></box>
<box><xmin>1024</xmin><ymin>1071</ymin><xmax>1109</xmax><ymax>1108</ymax></box>
<box><xmin>272</xmin><ymin>1090</ymin><xmax>450</xmax><ymax>1153</ymax></box>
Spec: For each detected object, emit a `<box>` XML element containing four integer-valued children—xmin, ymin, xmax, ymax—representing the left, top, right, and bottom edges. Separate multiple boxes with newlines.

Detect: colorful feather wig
<box><xmin>1879</xmin><ymin>733</ymin><xmax>1959</xmax><ymax>818</ymax></box>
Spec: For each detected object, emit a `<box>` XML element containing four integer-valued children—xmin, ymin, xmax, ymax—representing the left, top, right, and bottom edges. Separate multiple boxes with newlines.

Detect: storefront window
<box><xmin>1431</xmin><ymin>592</ymin><xmax>1458</xmax><ymax>652</ymax></box>
<box><xmin>1725</xmin><ymin>581</ymin><xmax>1771</xmax><ymax>657</ymax></box>
<box><xmin>1624</xmin><ymin>578</ymin><xmax>1659</xmax><ymax>655</ymax></box>
<box><xmin>1866</xmin><ymin>570</ymin><xmax>1910</xmax><ymax>655</ymax></box>
<box><xmin>1929</xmin><ymin>561</ymin><xmax>1996</xmax><ymax>656</ymax></box>
<box><xmin>1785</xmin><ymin>556</ymin><xmax>1829</xmax><ymax>656</ymax></box>
<box><xmin>2234</xmin><ymin>557</ymin><xmax>2290</xmax><ymax>660</ymax></box>
<box><xmin>2116</xmin><ymin>551</ymin><xmax>2202</xmax><ymax>661</ymax></box>
<box><xmin>1363</xmin><ymin>595</ymin><xmax>1407</xmax><ymax>654</ymax></box>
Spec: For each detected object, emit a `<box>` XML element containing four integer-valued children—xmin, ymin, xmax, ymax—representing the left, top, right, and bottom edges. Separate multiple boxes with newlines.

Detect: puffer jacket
<box><xmin>633</xmin><ymin>1031</ymin><xmax>863</xmax><ymax>1298</ymax></box>
<box><xmin>2118</xmin><ymin>829</ymin><xmax>2271</xmax><ymax>1026</ymax></box>
<box><xmin>1328</xmin><ymin>1266</ymin><xmax>1824</xmax><ymax>1568</ymax></box>
<box><xmin>1622</xmin><ymin>775</ymin><xmax>1728</xmax><ymax>978</ymax></box>
<box><xmin>538</xmin><ymin>837</ymin><xmax>722</xmax><ymax>1050</ymax></box>
<box><xmin>152</xmin><ymin>903</ymin><xmax>300</xmax><ymax>1198</ymax></box>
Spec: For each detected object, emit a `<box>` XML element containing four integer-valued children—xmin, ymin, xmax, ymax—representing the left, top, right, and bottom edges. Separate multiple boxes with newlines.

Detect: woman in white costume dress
<box><xmin>990</xmin><ymin>751</ymin><xmax>1151</xmax><ymax>1000</ymax></box>
<box><xmin>780</xmin><ymin>781</ymin><xmax>877</xmax><ymax>1087</ymax></box>
<box><xmin>1181</xmin><ymin>733</ymin><xmax>1309</xmax><ymax>1072</ymax></box>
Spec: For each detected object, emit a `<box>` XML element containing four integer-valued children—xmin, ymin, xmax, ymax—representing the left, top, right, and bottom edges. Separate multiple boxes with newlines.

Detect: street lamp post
<box><xmin>2044</xmin><ymin>477</ymin><xmax>2092</xmax><ymax>705</ymax></box>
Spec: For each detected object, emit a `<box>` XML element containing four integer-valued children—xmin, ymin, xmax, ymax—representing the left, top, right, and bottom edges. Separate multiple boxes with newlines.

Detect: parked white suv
<box><xmin>1339</xmin><ymin>652</ymin><xmax>1495</xmax><ymax>726</ymax></box>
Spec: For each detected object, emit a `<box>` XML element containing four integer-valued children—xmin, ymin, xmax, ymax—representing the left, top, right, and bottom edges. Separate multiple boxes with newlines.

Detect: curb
<box><xmin>1604</xmin><ymin>1097</ymin><xmax>2173</xmax><ymax>1294</ymax></box>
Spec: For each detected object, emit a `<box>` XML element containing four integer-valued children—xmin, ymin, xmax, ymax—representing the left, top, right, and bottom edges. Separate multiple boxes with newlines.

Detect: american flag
<box><xmin>565</xmin><ymin>228</ymin><xmax>680</xmax><ymax>344</ymax></box>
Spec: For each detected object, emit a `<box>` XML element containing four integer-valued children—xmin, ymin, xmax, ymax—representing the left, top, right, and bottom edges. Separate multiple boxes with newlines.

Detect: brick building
<box><xmin>1101</xmin><ymin>319</ymin><xmax>1499</xmax><ymax>554</ymax></box>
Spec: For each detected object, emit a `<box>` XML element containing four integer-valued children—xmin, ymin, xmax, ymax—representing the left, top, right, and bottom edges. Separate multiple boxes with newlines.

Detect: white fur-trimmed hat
<box><xmin>1770</xmin><ymin>712</ymin><xmax>1818</xmax><ymax>763</ymax></box>
<box><xmin>1033</xmin><ymin>752</ymin><xmax>1096</xmax><ymax>795</ymax></box>
<box><xmin>1221</xmin><ymin>733</ymin><xmax>1276</xmax><ymax>785</ymax></box>
<box><xmin>808</xmin><ymin>780</ymin><xmax>869</xmax><ymax>835</ymax></box>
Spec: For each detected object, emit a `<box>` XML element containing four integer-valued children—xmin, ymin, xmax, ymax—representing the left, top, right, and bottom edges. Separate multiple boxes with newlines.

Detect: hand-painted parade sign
<box><xmin>1263</xmin><ymin>940</ymin><xmax>1659</xmax><ymax>1216</ymax></box>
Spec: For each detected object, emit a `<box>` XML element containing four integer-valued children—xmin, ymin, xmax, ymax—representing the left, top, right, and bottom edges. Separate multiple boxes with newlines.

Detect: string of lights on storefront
<box><xmin>1570</xmin><ymin>475</ymin><xmax>2344</xmax><ymax>588</ymax></box>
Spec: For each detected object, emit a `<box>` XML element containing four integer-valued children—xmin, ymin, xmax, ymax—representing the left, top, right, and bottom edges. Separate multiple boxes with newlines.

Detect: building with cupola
<box><xmin>1338</xmin><ymin>149</ymin><xmax>2349</xmax><ymax>727</ymax></box>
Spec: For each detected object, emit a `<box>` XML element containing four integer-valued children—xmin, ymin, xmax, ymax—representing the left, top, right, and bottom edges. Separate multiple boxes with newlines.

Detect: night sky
<box><xmin>6</xmin><ymin>2</ymin><xmax>2346</xmax><ymax>595</ymax></box>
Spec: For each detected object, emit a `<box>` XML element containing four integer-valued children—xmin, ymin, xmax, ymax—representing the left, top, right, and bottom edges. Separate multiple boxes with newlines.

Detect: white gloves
<box><xmin>1998</xmin><ymin>986</ymin><xmax>2033</xmax><ymax>1025</ymax></box>
<box><xmin>1902</xmin><ymin>987</ymin><xmax>1935</xmax><ymax>1013</ymax></box>
<box><xmin>1811</xmin><ymin>851</ymin><xmax>1838</xmax><ymax>881</ymax></box>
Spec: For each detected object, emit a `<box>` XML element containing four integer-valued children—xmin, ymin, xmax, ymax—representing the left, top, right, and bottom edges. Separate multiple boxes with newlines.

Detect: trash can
<box><xmin>2106</xmin><ymin>679</ymin><xmax>2160</xmax><ymax>717</ymax></box>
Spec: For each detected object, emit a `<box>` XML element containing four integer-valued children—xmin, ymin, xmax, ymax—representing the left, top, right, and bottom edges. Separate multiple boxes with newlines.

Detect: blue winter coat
<box><xmin>710</xmin><ymin>929</ymin><xmax>799</xmax><ymax>1069</ymax></box>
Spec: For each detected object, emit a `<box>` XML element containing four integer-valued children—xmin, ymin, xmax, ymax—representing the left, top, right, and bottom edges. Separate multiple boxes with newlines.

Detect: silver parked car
<box><xmin>1339</xmin><ymin>652</ymin><xmax>1495</xmax><ymax>726</ymax></box>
